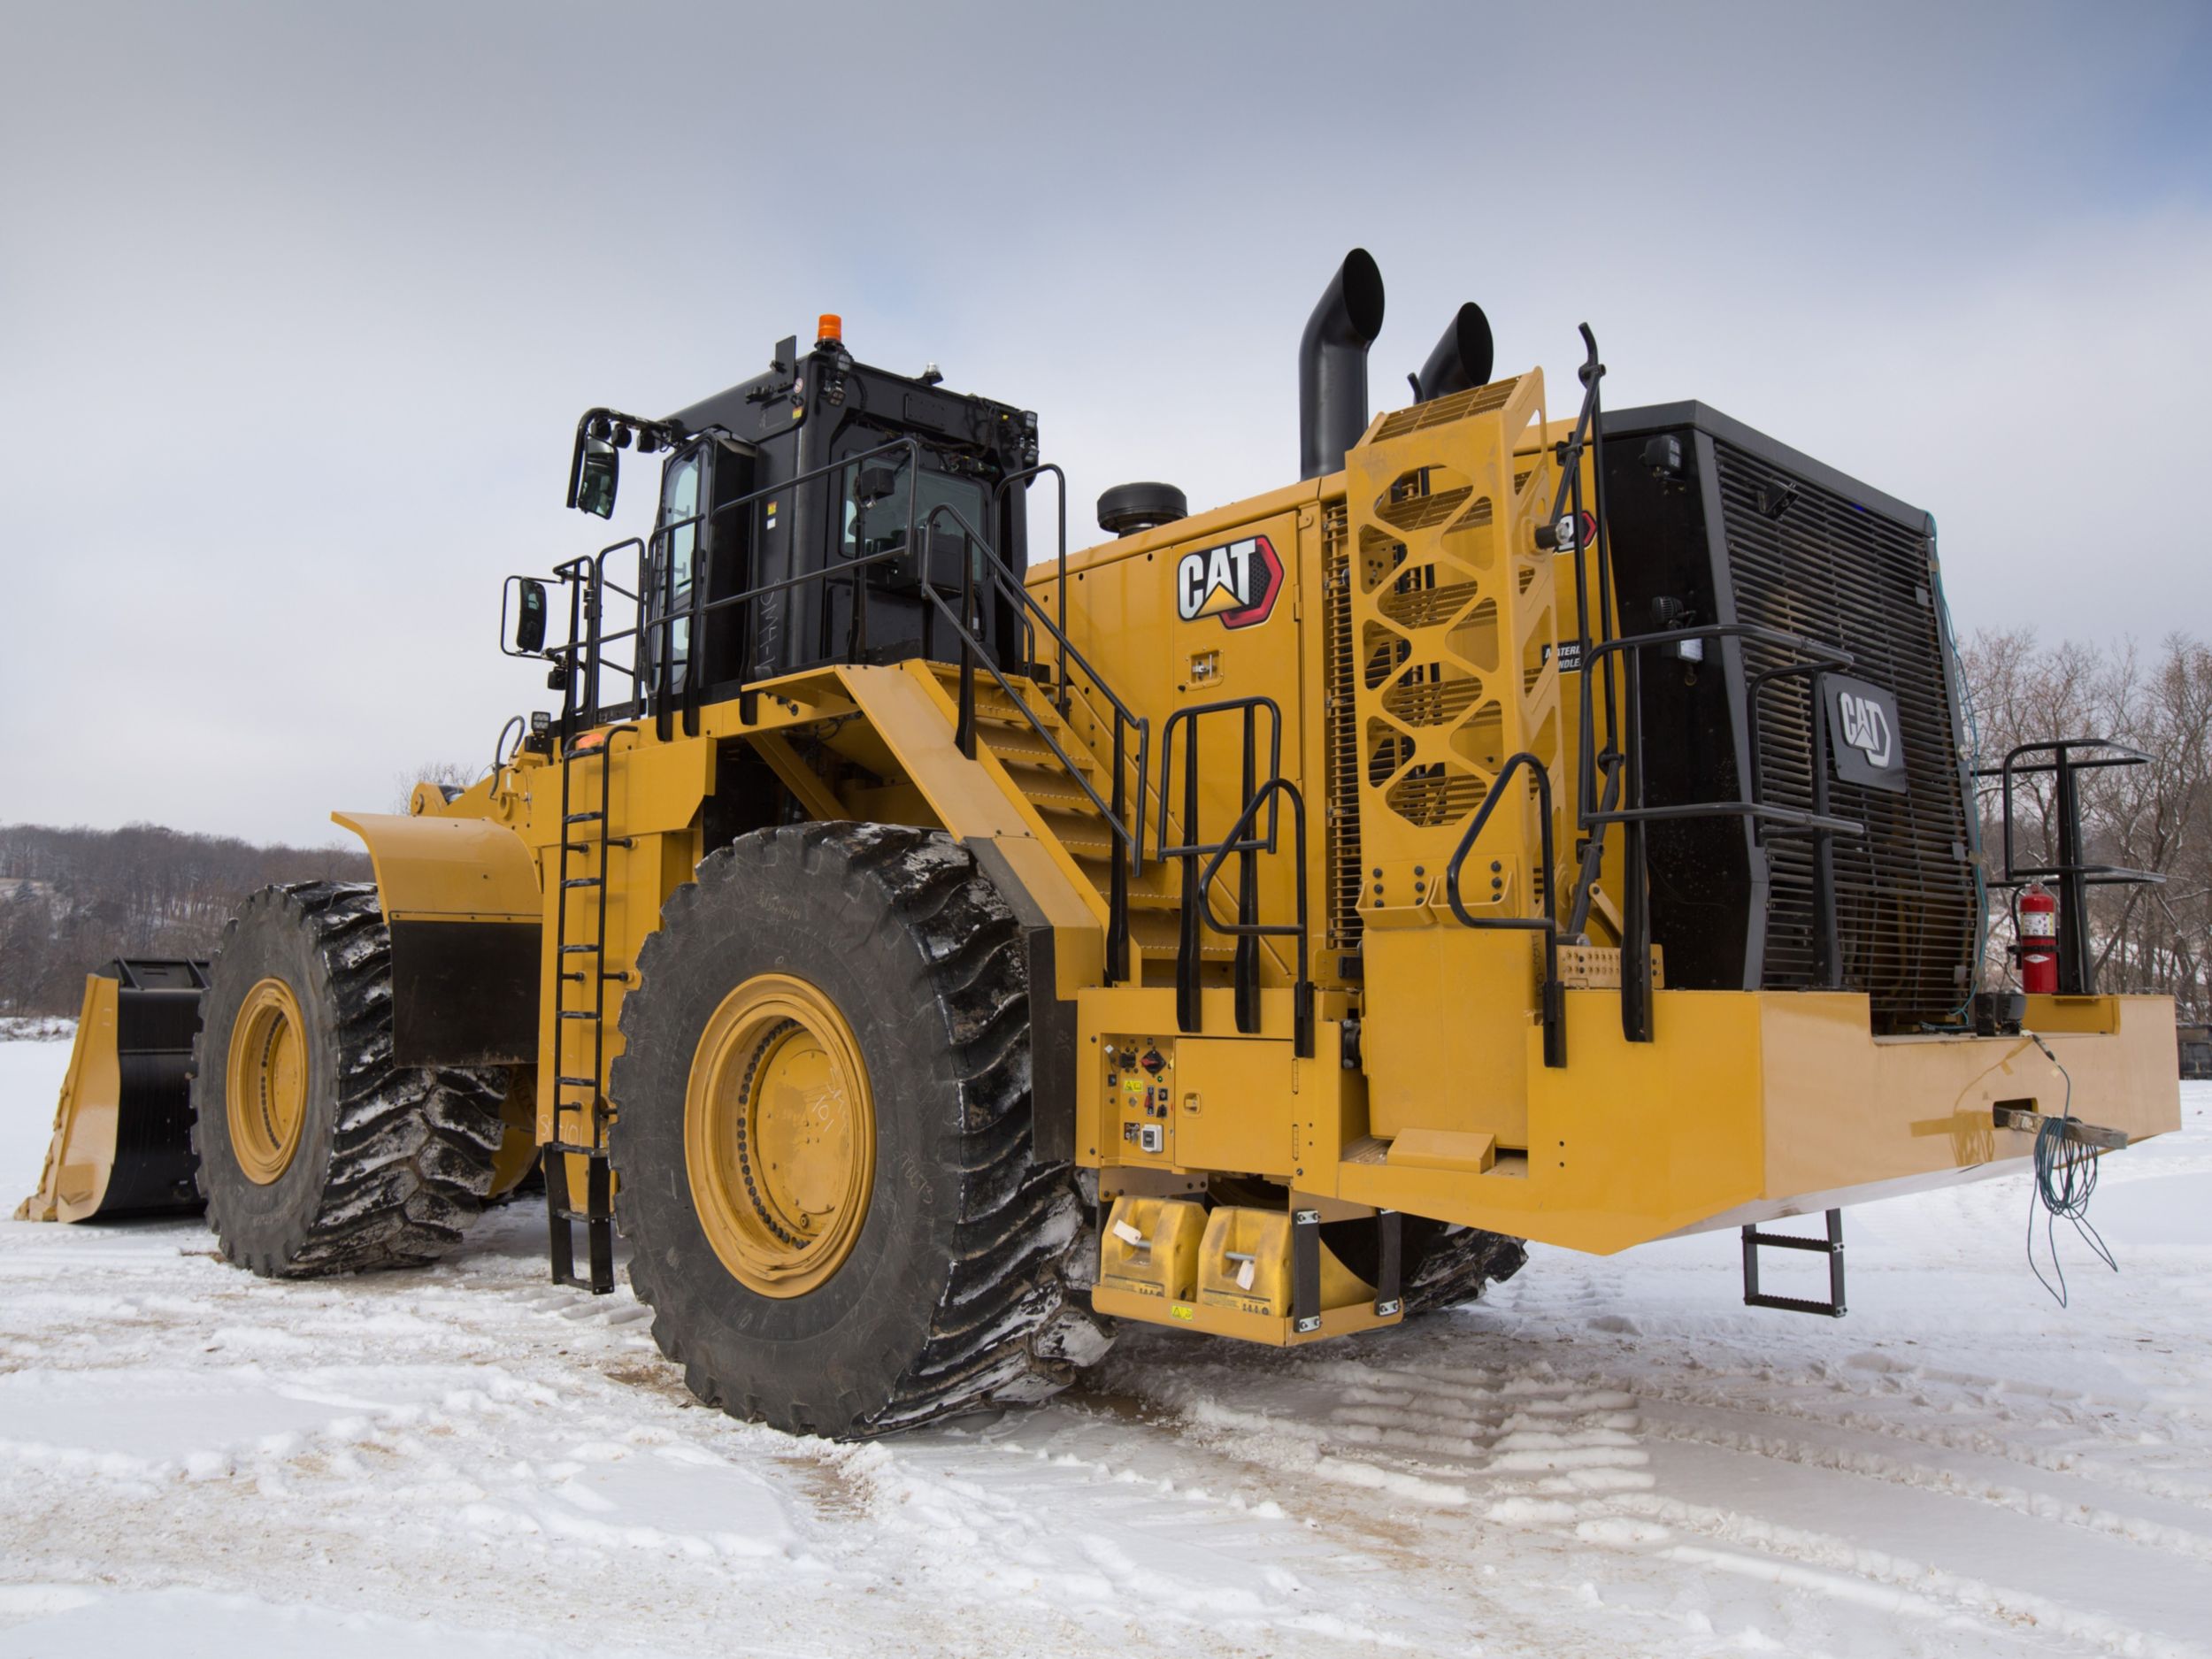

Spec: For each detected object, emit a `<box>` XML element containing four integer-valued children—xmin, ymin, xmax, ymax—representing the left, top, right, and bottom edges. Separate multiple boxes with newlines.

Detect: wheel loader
<box><xmin>21</xmin><ymin>252</ymin><xmax>2181</xmax><ymax>1437</ymax></box>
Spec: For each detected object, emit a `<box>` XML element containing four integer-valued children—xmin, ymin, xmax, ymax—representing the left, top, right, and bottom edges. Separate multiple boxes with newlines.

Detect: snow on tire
<box><xmin>611</xmin><ymin>823</ymin><xmax>1110</xmax><ymax>1440</ymax></box>
<box><xmin>189</xmin><ymin>881</ymin><xmax>506</xmax><ymax>1276</ymax></box>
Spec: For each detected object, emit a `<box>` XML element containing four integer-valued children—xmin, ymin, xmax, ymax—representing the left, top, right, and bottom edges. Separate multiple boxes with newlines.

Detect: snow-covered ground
<box><xmin>3</xmin><ymin>1033</ymin><xmax>2207</xmax><ymax>1659</ymax></box>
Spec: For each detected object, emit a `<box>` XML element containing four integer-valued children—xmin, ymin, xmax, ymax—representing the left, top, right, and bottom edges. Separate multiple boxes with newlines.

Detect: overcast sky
<box><xmin>3</xmin><ymin>2</ymin><xmax>2207</xmax><ymax>847</ymax></box>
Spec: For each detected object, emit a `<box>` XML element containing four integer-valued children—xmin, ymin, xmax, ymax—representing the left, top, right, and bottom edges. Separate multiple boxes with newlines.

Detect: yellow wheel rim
<box><xmin>227</xmin><ymin>977</ymin><xmax>308</xmax><ymax>1184</ymax></box>
<box><xmin>686</xmin><ymin>973</ymin><xmax>875</xmax><ymax>1298</ymax></box>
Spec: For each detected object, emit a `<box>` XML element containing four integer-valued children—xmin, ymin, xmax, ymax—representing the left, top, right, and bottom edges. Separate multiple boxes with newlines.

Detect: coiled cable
<box><xmin>2023</xmin><ymin>1032</ymin><xmax>2116</xmax><ymax>1307</ymax></box>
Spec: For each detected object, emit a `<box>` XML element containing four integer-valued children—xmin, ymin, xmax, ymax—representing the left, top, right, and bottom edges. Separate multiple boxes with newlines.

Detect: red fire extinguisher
<box><xmin>2017</xmin><ymin>882</ymin><xmax>2059</xmax><ymax>995</ymax></box>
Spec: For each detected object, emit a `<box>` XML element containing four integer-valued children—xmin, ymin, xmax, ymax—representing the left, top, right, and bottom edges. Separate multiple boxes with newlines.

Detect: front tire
<box><xmin>611</xmin><ymin>824</ymin><xmax>1107</xmax><ymax>1439</ymax></box>
<box><xmin>189</xmin><ymin>882</ymin><xmax>506</xmax><ymax>1276</ymax></box>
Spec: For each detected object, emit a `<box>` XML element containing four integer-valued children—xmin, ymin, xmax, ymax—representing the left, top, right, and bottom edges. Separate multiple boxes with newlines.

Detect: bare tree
<box><xmin>1962</xmin><ymin>631</ymin><xmax>2210</xmax><ymax>1022</ymax></box>
<box><xmin>390</xmin><ymin>760</ymin><xmax>484</xmax><ymax>813</ymax></box>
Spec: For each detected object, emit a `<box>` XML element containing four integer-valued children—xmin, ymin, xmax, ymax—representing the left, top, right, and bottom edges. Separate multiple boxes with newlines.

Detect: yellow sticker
<box><xmin>1170</xmin><ymin>1304</ymin><xmax>1194</xmax><ymax>1321</ymax></box>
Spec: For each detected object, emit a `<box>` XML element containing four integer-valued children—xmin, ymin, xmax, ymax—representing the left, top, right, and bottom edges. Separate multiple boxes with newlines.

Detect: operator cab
<box><xmin>548</xmin><ymin>315</ymin><xmax>1040</xmax><ymax>724</ymax></box>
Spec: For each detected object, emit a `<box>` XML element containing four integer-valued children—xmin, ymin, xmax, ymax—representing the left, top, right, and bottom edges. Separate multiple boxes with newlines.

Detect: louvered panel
<box><xmin>1710</xmin><ymin>442</ymin><xmax>1975</xmax><ymax>1025</ymax></box>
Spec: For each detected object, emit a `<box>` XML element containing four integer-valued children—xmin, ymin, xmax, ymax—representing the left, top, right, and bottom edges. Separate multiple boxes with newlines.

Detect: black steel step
<box><xmin>560</xmin><ymin>1010</ymin><xmax>599</xmax><ymax>1021</ymax></box>
<box><xmin>561</xmin><ymin>943</ymin><xmax>601</xmax><ymax>954</ymax></box>
<box><xmin>565</xmin><ymin>811</ymin><xmax>603</xmax><ymax>825</ymax></box>
<box><xmin>563</xmin><ymin>877</ymin><xmax>603</xmax><ymax>889</ymax></box>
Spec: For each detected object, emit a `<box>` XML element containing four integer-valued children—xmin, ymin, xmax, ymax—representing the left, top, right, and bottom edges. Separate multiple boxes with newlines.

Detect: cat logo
<box><xmin>1837</xmin><ymin>691</ymin><xmax>1893</xmax><ymax>768</ymax></box>
<box><xmin>1175</xmin><ymin>534</ymin><xmax>1284</xmax><ymax>630</ymax></box>
<box><xmin>1824</xmin><ymin>674</ymin><xmax>1908</xmax><ymax>793</ymax></box>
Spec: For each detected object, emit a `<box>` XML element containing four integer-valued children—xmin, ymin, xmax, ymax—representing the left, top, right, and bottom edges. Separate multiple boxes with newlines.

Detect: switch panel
<box><xmin>1104</xmin><ymin>1033</ymin><xmax>1177</xmax><ymax>1163</ymax></box>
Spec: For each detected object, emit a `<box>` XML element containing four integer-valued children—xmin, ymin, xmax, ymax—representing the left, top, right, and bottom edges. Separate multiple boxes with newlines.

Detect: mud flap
<box><xmin>16</xmin><ymin>960</ymin><xmax>209</xmax><ymax>1223</ymax></box>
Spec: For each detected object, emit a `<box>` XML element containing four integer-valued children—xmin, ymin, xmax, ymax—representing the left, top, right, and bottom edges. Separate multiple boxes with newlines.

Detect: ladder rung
<box><xmin>565</xmin><ymin>811</ymin><xmax>603</xmax><ymax>825</ymax></box>
<box><xmin>563</xmin><ymin>877</ymin><xmax>603</xmax><ymax>889</ymax></box>
<box><xmin>560</xmin><ymin>1010</ymin><xmax>600</xmax><ymax>1020</ymax></box>
<box><xmin>561</xmin><ymin>943</ymin><xmax>601</xmax><ymax>954</ymax></box>
<box><xmin>551</xmin><ymin>1209</ymin><xmax>612</xmax><ymax>1225</ymax></box>
<box><xmin>555</xmin><ymin>1075</ymin><xmax>599</xmax><ymax>1089</ymax></box>
<box><xmin>545</xmin><ymin>1141</ymin><xmax>610</xmax><ymax>1157</ymax></box>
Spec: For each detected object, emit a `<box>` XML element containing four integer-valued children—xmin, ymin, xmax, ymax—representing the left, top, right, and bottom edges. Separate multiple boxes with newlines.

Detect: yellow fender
<box><xmin>332</xmin><ymin>811</ymin><xmax>542</xmax><ymax>1067</ymax></box>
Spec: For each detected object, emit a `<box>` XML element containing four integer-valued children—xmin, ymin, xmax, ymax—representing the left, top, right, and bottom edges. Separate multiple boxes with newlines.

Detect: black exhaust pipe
<box><xmin>1411</xmin><ymin>302</ymin><xmax>1494</xmax><ymax>403</ymax></box>
<box><xmin>1298</xmin><ymin>248</ymin><xmax>1386</xmax><ymax>480</ymax></box>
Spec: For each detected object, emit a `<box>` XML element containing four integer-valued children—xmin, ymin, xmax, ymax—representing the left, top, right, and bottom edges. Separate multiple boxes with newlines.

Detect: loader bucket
<box><xmin>15</xmin><ymin>959</ymin><xmax>209</xmax><ymax>1223</ymax></box>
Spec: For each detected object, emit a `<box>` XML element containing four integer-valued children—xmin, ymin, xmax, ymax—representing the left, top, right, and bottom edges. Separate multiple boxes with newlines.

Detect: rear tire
<box><xmin>189</xmin><ymin>882</ymin><xmax>505</xmax><ymax>1276</ymax></box>
<box><xmin>611</xmin><ymin>823</ymin><xmax>1108</xmax><ymax>1439</ymax></box>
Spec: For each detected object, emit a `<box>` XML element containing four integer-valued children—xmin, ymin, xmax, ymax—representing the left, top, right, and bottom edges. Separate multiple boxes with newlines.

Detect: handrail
<box><xmin>1156</xmin><ymin>699</ymin><xmax>1284</xmax><ymax>860</ymax></box>
<box><xmin>994</xmin><ymin>463</ymin><xmax>1070</xmax><ymax>712</ymax></box>
<box><xmin>537</xmin><ymin>434</ymin><xmax>1156</xmax><ymax>985</ymax></box>
<box><xmin>1156</xmin><ymin>697</ymin><xmax>1287</xmax><ymax>1038</ymax></box>
<box><xmin>1589</xmin><ymin>618</ymin><xmax>1867</xmax><ymax>1022</ymax></box>
<box><xmin>919</xmin><ymin>500</ymin><xmax>1149</xmax><ymax>861</ymax></box>
<box><xmin>1443</xmin><ymin>751</ymin><xmax>1565</xmax><ymax>1069</ymax></box>
<box><xmin>1558</xmin><ymin>326</ymin><xmax>1623</xmax><ymax>943</ymax></box>
<box><xmin>1978</xmin><ymin>738</ymin><xmax>2163</xmax><ymax>996</ymax></box>
<box><xmin>1192</xmin><ymin>780</ymin><xmax>1315</xmax><ymax>1058</ymax></box>
<box><xmin>904</xmin><ymin>499</ymin><xmax>1141</xmax><ymax>985</ymax></box>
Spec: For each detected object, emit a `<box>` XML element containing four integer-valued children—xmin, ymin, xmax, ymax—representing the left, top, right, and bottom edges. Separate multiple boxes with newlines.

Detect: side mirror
<box><xmin>512</xmin><ymin>578</ymin><xmax>549</xmax><ymax>654</ymax></box>
<box><xmin>856</xmin><ymin>465</ymin><xmax>901</xmax><ymax>505</ymax></box>
<box><xmin>576</xmin><ymin>440</ymin><xmax>618</xmax><ymax>518</ymax></box>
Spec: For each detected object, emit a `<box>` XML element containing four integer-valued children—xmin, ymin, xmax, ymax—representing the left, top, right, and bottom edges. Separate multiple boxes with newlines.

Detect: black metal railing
<box><xmin>1443</xmin><ymin>751</ymin><xmax>1565</xmax><ymax>1069</ymax></box>
<box><xmin>1156</xmin><ymin>698</ymin><xmax>1314</xmax><ymax>1056</ymax></box>
<box><xmin>536</xmin><ymin>435</ymin><xmax>1149</xmax><ymax>985</ymax></box>
<box><xmin>1980</xmin><ymin>739</ymin><xmax>2163</xmax><ymax>995</ymax></box>
<box><xmin>1538</xmin><ymin>326</ymin><xmax>1865</xmax><ymax>1042</ymax></box>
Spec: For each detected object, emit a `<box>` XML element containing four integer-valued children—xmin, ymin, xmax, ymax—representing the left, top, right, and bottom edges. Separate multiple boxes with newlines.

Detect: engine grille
<box><xmin>1712</xmin><ymin>442</ymin><xmax>1976</xmax><ymax>1026</ymax></box>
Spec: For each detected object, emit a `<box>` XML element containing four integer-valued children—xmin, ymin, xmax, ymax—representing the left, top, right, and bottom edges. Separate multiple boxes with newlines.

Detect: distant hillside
<box><xmin>0</xmin><ymin>823</ymin><xmax>369</xmax><ymax>1015</ymax></box>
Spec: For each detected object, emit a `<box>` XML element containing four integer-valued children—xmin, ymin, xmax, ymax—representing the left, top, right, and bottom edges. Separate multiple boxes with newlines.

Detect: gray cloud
<box><xmin>3</xmin><ymin>0</ymin><xmax>2206</xmax><ymax>843</ymax></box>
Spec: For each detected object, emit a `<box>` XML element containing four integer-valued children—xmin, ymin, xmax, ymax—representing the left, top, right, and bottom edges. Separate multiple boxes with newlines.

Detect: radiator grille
<box><xmin>1321</xmin><ymin>504</ymin><xmax>1363</xmax><ymax>955</ymax></box>
<box><xmin>1712</xmin><ymin>443</ymin><xmax>1975</xmax><ymax>1026</ymax></box>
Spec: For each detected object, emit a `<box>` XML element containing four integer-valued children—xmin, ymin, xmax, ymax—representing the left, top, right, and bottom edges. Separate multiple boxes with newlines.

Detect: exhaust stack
<box><xmin>1297</xmin><ymin>249</ymin><xmax>1386</xmax><ymax>480</ymax></box>
<box><xmin>1412</xmin><ymin>302</ymin><xmax>1494</xmax><ymax>403</ymax></box>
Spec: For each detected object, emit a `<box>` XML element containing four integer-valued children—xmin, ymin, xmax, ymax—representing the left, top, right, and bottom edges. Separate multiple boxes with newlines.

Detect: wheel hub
<box><xmin>687</xmin><ymin>974</ymin><xmax>874</xmax><ymax>1297</ymax></box>
<box><xmin>227</xmin><ymin>977</ymin><xmax>307</xmax><ymax>1184</ymax></box>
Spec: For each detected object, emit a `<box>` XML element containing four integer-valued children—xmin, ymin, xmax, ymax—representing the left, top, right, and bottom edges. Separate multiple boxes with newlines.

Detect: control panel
<box><xmin>1103</xmin><ymin>1034</ymin><xmax>1177</xmax><ymax>1162</ymax></box>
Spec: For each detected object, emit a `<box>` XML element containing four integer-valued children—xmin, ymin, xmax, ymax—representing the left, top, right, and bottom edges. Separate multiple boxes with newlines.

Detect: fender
<box><xmin>332</xmin><ymin>810</ymin><xmax>541</xmax><ymax>1067</ymax></box>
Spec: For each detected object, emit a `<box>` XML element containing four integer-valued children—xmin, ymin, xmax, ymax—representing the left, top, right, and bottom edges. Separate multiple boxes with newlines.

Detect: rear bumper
<box><xmin>1333</xmin><ymin>990</ymin><xmax>2180</xmax><ymax>1255</ymax></box>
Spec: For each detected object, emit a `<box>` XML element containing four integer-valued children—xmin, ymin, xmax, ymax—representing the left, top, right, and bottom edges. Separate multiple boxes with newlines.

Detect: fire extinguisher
<box><xmin>2017</xmin><ymin>882</ymin><xmax>2059</xmax><ymax>995</ymax></box>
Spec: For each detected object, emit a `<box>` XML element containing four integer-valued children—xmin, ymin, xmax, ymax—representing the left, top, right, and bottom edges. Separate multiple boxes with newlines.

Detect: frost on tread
<box><xmin>189</xmin><ymin>880</ymin><xmax>505</xmax><ymax>1277</ymax></box>
<box><xmin>1405</xmin><ymin>1224</ymin><xmax>1526</xmax><ymax>1315</ymax></box>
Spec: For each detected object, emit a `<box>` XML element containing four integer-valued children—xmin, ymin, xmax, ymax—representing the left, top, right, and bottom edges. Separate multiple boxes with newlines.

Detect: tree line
<box><xmin>0</xmin><ymin>823</ymin><xmax>368</xmax><ymax>1015</ymax></box>
<box><xmin>1</xmin><ymin>638</ymin><xmax>2206</xmax><ymax>1024</ymax></box>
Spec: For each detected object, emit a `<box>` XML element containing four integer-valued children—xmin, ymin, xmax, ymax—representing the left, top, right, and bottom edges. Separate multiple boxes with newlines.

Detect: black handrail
<box><xmin>1192</xmin><ymin>780</ymin><xmax>1315</xmax><ymax>1058</ymax></box>
<box><xmin>994</xmin><ymin>463</ymin><xmax>1070</xmax><ymax>712</ymax></box>
<box><xmin>1557</xmin><ymin>326</ymin><xmax>1624</xmax><ymax>944</ymax></box>
<box><xmin>1158</xmin><ymin>699</ymin><xmax>1286</xmax><ymax>1036</ymax></box>
<box><xmin>1443</xmin><ymin>751</ymin><xmax>1565</xmax><ymax>1069</ymax></box>
<box><xmin>538</xmin><ymin>434</ymin><xmax>1154</xmax><ymax>984</ymax></box>
<box><xmin>1581</xmin><ymin>618</ymin><xmax>1866</xmax><ymax>1033</ymax></box>
<box><xmin>1979</xmin><ymin>738</ymin><xmax>2163</xmax><ymax>996</ymax></box>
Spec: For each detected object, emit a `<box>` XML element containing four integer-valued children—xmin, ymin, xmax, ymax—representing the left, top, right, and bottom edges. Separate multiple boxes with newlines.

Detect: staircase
<box><xmin>941</xmin><ymin>670</ymin><xmax>1242</xmax><ymax>977</ymax></box>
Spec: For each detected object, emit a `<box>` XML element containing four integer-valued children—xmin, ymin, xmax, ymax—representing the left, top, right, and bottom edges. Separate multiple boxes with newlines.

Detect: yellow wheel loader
<box><xmin>24</xmin><ymin>254</ymin><xmax>2180</xmax><ymax>1437</ymax></box>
